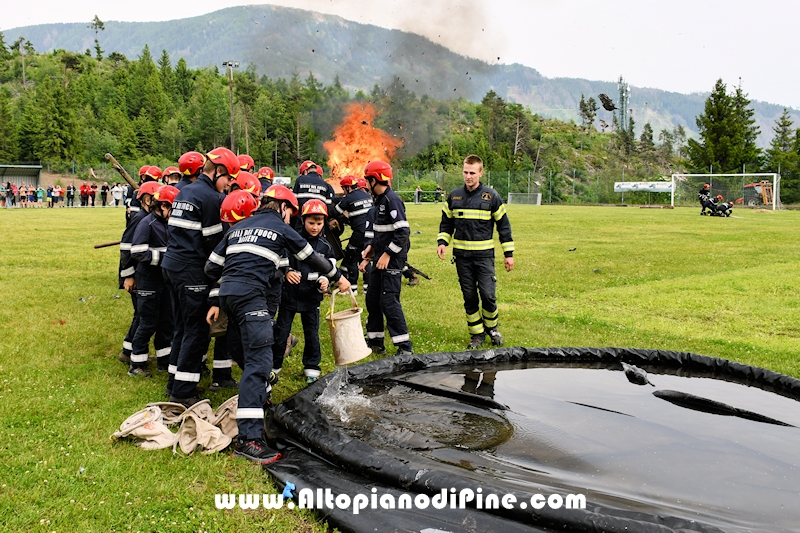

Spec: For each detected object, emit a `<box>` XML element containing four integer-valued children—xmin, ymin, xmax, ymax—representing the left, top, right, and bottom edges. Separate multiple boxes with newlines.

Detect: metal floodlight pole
<box><xmin>222</xmin><ymin>61</ymin><xmax>240</xmax><ymax>152</ymax></box>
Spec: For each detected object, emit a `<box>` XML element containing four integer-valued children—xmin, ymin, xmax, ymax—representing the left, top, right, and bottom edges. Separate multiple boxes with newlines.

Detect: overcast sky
<box><xmin>3</xmin><ymin>0</ymin><xmax>798</xmax><ymax>109</ymax></box>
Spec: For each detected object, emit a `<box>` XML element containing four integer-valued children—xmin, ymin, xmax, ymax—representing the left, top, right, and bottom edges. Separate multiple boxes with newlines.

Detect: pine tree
<box><xmin>89</xmin><ymin>15</ymin><xmax>105</xmax><ymax>60</ymax></box>
<box><xmin>174</xmin><ymin>58</ymin><xmax>194</xmax><ymax>104</ymax></box>
<box><xmin>639</xmin><ymin>123</ymin><xmax>655</xmax><ymax>156</ymax></box>
<box><xmin>0</xmin><ymin>90</ymin><xmax>18</xmax><ymax>161</ymax></box>
<box><xmin>158</xmin><ymin>49</ymin><xmax>174</xmax><ymax>96</ymax></box>
<box><xmin>766</xmin><ymin>109</ymin><xmax>798</xmax><ymax>203</ymax></box>
<box><xmin>687</xmin><ymin>78</ymin><xmax>761</xmax><ymax>173</ymax></box>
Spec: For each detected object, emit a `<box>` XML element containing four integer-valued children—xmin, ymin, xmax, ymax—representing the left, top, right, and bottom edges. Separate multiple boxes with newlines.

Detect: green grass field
<box><xmin>1</xmin><ymin>203</ymin><xmax>798</xmax><ymax>532</ymax></box>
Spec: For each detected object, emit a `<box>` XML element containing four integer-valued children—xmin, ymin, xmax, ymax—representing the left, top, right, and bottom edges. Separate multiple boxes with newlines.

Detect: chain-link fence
<box><xmin>34</xmin><ymin>162</ymin><xmax>783</xmax><ymax>208</ymax></box>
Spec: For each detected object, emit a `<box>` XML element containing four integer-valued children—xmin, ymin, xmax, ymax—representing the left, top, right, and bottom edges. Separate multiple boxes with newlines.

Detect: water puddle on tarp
<box><xmin>315</xmin><ymin>361</ymin><xmax>800</xmax><ymax>532</ymax></box>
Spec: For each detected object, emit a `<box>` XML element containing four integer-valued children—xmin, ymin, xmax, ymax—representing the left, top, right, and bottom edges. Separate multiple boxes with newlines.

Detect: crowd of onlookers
<box><xmin>2</xmin><ymin>181</ymin><xmax>131</xmax><ymax>208</ymax></box>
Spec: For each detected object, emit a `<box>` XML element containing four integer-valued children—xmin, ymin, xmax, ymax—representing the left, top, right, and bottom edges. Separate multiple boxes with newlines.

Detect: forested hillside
<box><xmin>1</xmin><ymin>25</ymin><xmax>798</xmax><ymax>204</ymax></box>
<box><xmin>4</xmin><ymin>5</ymin><xmax>795</xmax><ymax>145</ymax></box>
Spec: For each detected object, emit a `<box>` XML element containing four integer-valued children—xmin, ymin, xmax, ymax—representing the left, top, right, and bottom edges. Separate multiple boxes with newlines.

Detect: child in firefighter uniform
<box><xmin>128</xmin><ymin>185</ymin><xmax>179</xmax><ymax>376</ymax></box>
<box><xmin>118</xmin><ymin>181</ymin><xmax>162</xmax><ymax>365</ymax></box>
<box><xmin>162</xmin><ymin>147</ymin><xmax>237</xmax><ymax>406</ymax></box>
<box><xmin>332</xmin><ymin>175</ymin><xmax>373</xmax><ymax>292</ymax></box>
<box><xmin>272</xmin><ymin>199</ymin><xmax>336</xmax><ymax>383</ymax></box>
<box><xmin>437</xmin><ymin>154</ymin><xmax>515</xmax><ymax>349</ymax></box>
<box><xmin>292</xmin><ymin>160</ymin><xmax>335</xmax><ymax>231</ymax></box>
<box><xmin>205</xmin><ymin>185</ymin><xmax>351</xmax><ymax>463</ymax></box>
<box><xmin>359</xmin><ymin>161</ymin><xmax>413</xmax><ymax>356</ymax></box>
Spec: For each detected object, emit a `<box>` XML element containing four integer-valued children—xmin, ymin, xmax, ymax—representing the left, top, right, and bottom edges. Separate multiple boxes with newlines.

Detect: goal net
<box><xmin>507</xmin><ymin>192</ymin><xmax>542</xmax><ymax>205</ymax></box>
<box><xmin>671</xmin><ymin>173</ymin><xmax>781</xmax><ymax>210</ymax></box>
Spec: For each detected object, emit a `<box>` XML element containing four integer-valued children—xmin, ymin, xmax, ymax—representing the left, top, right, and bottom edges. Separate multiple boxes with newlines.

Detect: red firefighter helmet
<box><xmin>220</xmin><ymin>190</ymin><xmax>259</xmax><ymax>223</ymax></box>
<box><xmin>357</xmin><ymin>177</ymin><xmax>368</xmax><ymax>189</ymax></box>
<box><xmin>207</xmin><ymin>147</ymin><xmax>240</xmax><ymax>179</ymax></box>
<box><xmin>703</xmin><ymin>183</ymin><xmax>710</xmax><ymax>189</ymax></box>
<box><xmin>315</xmin><ymin>164</ymin><xmax>324</xmax><ymax>176</ymax></box>
<box><xmin>717</xmin><ymin>194</ymin><xmax>723</xmax><ymax>200</ymax></box>
<box><xmin>154</xmin><ymin>185</ymin><xmax>179</xmax><ymax>205</ymax></box>
<box><xmin>339</xmin><ymin>175</ymin><xmax>356</xmax><ymax>188</ymax></box>
<box><xmin>137</xmin><ymin>181</ymin><xmax>162</xmax><ymax>199</ymax></box>
<box><xmin>178</xmin><ymin>151</ymin><xmax>206</xmax><ymax>176</ymax></box>
<box><xmin>264</xmin><ymin>184</ymin><xmax>299</xmax><ymax>215</ymax></box>
<box><xmin>301</xmin><ymin>199</ymin><xmax>329</xmax><ymax>218</ymax></box>
<box><xmin>139</xmin><ymin>165</ymin><xmax>150</xmax><ymax>177</ymax></box>
<box><xmin>257</xmin><ymin>167</ymin><xmax>275</xmax><ymax>180</ymax></box>
<box><xmin>232</xmin><ymin>171</ymin><xmax>262</xmax><ymax>197</ymax></box>
<box><xmin>299</xmin><ymin>160</ymin><xmax>316</xmax><ymax>174</ymax></box>
<box><xmin>364</xmin><ymin>160</ymin><xmax>393</xmax><ymax>182</ymax></box>
<box><xmin>238</xmin><ymin>154</ymin><xmax>255</xmax><ymax>172</ymax></box>
<box><xmin>145</xmin><ymin>166</ymin><xmax>163</xmax><ymax>181</ymax></box>
<box><xmin>163</xmin><ymin>166</ymin><xmax>180</xmax><ymax>176</ymax></box>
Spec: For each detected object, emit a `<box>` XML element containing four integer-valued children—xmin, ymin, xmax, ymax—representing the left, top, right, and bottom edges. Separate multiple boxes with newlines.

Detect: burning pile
<box><xmin>324</xmin><ymin>103</ymin><xmax>402</xmax><ymax>182</ymax></box>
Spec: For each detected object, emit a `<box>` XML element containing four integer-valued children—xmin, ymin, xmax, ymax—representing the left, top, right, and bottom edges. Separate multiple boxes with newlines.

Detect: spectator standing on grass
<box><xmin>0</xmin><ymin>182</ymin><xmax>5</xmax><ymax>208</ymax></box>
<box><xmin>437</xmin><ymin>154</ymin><xmax>515</xmax><ymax>350</ymax></box>
<box><xmin>111</xmin><ymin>183</ymin><xmax>123</xmax><ymax>206</ymax></box>
<box><xmin>66</xmin><ymin>183</ymin><xmax>76</xmax><ymax>207</ymax></box>
<box><xmin>46</xmin><ymin>186</ymin><xmax>53</xmax><ymax>208</ymax></box>
<box><xmin>36</xmin><ymin>186</ymin><xmax>44</xmax><ymax>207</ymax></box>
<box><xmin>435</xmin><ymin>185</ymin><xmax>443</xmax><ymax>203</ymax></box>
<box><xmin>28</xmin><ymin>186</ymin><xmax>37</xmax><ymax>207</ymax></box>
<box><xmin>414</xmin><ymin>185</ymin><xmax>422</xmax><ymax>204</ymax></box>
<box><xmin>89</xmin><ymin>184</ymin><xmax>97</xmax><ymax>206</ymax></box>
<box><xmin>101</xmin><ymin>182</ymin><xmax>109</xmax><ymax>206</ymax></box>
<box><xmin>53</xmin><ymin>184</ymin><xmax>63</xmax><ymax>207</ymax></box>
<box><xmin>12</xmin><ymin>183</ymin><xmax>19</xmax><ymax>207</ymax></box>
<box><xmin>80</xmin><ymin>183</ymin><xmax>89</xmax><ymax>207</ymax></box>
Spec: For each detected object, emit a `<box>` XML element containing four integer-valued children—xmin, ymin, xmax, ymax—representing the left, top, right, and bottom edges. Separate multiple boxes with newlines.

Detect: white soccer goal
<box><xmin>507</xmin><ymin>192</ymin><xmax>542</xmax><ymax>205</ymax></box>
<box><xmin>671</xmin><ymin>173</ymin><xmax>781</xmax><ymax>210</ymax></box>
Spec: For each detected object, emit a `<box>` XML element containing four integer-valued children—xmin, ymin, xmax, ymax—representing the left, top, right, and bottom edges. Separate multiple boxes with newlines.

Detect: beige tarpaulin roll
<box><xmin>110</xmin><ymin>406</ymin><xmax>176</xmax><ymax>450</ymax></box>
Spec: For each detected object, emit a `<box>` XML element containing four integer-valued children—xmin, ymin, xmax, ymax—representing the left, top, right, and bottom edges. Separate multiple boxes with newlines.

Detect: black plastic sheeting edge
<box><xmin>271</xmin><ymin>347</ymin><xmax>800</xmax><ymax>533</ymax></box>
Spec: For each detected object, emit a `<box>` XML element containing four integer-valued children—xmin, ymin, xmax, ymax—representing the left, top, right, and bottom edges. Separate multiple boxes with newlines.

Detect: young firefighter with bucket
<box><xmin>272</xmin><ymin>199</ymin><xmax>339</xmax><ymax>384</ymax></box>
<box><xmin>204</xmin><ymin>185</ymin><xmax>351</xmax><ymax>464</ymax></box>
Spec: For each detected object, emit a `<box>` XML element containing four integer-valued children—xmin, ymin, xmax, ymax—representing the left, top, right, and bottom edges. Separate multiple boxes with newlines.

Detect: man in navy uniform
<box><xmin>162</xmin><ymin>147</ymin><xmax>238</xmax><ymax>406</ymax></box>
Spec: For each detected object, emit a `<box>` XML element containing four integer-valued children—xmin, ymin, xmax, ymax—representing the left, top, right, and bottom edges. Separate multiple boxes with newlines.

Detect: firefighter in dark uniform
<box><xmin>292</xmin><ymin>160</ymin><xmax>335</xmax><ymax>231</ymax></box>
<box><xmin>118</xmin><ymin>181</ymin><xmax>162</xmax><ymax>365</ymax></box>
<box><xmin>162</xmin><ymin>147</ymin><xmax>237</xmax><ymax>407</ymax></box>
<box><xmin>332</xmin><ymin>175</ymin><xmax>373</xmax><ymax>290</ymax></box>
<box><xmin>698</xmin><ymin>183</ymin><xmax>712</xmax><ymax>215</ymax></box>
<box><xmin>204</xmin><ymin>185</ymin><xmax>350</xmax><ymax>463</ymax></box>
<box><xmin>128</xmin><ymin>185</ymin><xmax>179</xmax><ymax>376</ymax></box>
<box><xmin>125</xmin><ymin>166</ymin><xmax>151</xmax><ymax>224</ymax></box>
<box><xmin>175</xmin><ymin>151</ymin><xmax>206</xmax><ymax>191</ymax></box>
<box><xmin>359</xmin><ymin>161</ymin><xmax>413</xmax><ymax>356</ymax></box>
<box><xmin>238</xmin><ymin>154</ymin><xmax>255</xmax><ymax>173</ymax></box>
<box><xmin>437</xmin><ymin>154</ymin><xmax>515</xmax><ymax>349</ymax></box>
<box><xmin>257</xmin><ymin>167</ymin><xmax>274</xmax><ymax>191</ymax></box>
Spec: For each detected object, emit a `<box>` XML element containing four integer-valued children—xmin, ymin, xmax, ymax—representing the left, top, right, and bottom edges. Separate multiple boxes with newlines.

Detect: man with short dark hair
<box><xmin>437</xmin><ymin>154</ymin><xmax>515</xmax><ymax>349</ymax></box>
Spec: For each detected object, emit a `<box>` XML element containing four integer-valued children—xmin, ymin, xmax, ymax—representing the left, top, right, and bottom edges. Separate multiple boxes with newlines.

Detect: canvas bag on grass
<box><xmin>212</xmin><ymin>395</ymin><xmax>239</xmax><ymax>439</ymax></box>
<box><xmin>146</xmin><ymin>402</ymin><xmax>186</xmax><ymax>426</ymax></box>
<box><xmin>111</xmin><ymin>406</ymin><xmax>176</xmax><ymax>450</ymax></box>
<box><xmin>173</xmin><ymin>414</ymin><xmax>232</xmax><ymax>455</ymax></box>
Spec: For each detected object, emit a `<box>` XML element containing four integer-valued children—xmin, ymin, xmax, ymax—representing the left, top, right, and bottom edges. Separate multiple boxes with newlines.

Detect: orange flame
<box><xmin>324</xmin><ymin>103</ymin><xmax>402</xmax><ymax>182</ymax></box>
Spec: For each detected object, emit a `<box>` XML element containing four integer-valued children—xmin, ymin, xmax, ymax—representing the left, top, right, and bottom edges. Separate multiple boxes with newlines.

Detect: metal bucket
<box><xmin>326</xmin><ymin>289</ymin><xmax>372</xmax><ymax>366</ymax></box>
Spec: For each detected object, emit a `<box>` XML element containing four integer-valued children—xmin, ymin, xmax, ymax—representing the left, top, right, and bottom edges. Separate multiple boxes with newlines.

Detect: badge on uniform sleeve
<box><xmin>482</xmin><ymin>192</ymin><xmax>492</xmax><ymax>201</ymax></box>
<box><xmin>390</xmin><ymin>209</ymin><xmax>398</xmax><ymax>219</ymax></box>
